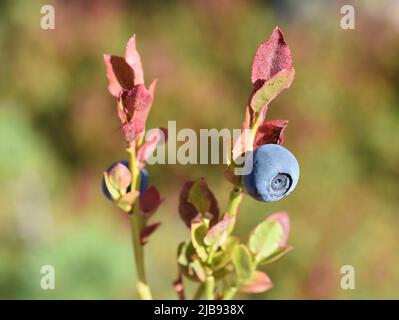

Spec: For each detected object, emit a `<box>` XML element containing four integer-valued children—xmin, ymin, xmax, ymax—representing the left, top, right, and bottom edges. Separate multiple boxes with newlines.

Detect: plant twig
<box><xmin>225</xmin><ymin>186</ymin><xmax>244</xmax><ymax>233</ymax></box>
<box><xmin>205</xmin><ymin>273</ymin><xmax>215</xmax><ymax>300</ymax></box>
<box><xmin>193</xmin><ymin>283</ymin><xmax>205</xmax><ymax>300</ymax></box>
<box><xmin>173</xmin><ymin>273</ymin><xmax>186</xmax><ymax>300</ymax></box>
<box><xmin>223</xmin><ymin>286</ymin><xmax>238</xmax><ymax>300</ymax></box>
<box><xmin>128</xmin><ymin>145</ymin><xmax>153</xmax><ymax>300</ymax></box>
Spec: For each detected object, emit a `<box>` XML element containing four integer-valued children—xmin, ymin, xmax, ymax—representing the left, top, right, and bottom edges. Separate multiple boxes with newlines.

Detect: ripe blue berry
<box><xmin>139</xmin><ymin>167</ymin><xmax>149</xmax><ymax>194</ymax></box>
<box><xmin>243</xmin><ymin>144</ymin><xmax>299</xmax><ymax>202</ymax></box>
<box><xmin>102</xmin><ymin>160</ymin><xmax>149</xmax><ymax>201</ymax></box>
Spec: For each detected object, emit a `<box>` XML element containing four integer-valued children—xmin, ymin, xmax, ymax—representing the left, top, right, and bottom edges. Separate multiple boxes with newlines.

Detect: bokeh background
<box><xmin>1</xmin><ymin>0</ymin><xmax>398</xmax><ymax>299</ymax></box>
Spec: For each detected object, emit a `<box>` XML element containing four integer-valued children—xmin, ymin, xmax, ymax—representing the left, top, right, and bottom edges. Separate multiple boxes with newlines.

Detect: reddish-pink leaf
<box><xmin>109</xmin><ymin>55</ymin><xmax>135</xmax><ymax>91</ymax></box>
<box><xmin>116</xmin><ymin>104</ymin><xmax>128</xmax><ymax>123</ymax></box>
<box><xmin>254</xmin><ymin>120</ymin><xmax>288</xmax><ymax>148</ymax></box>
<box><xmin>241</xmin><ymin>104</ymin><xmax>270</xmax><ymax>142</ymax></box>
<box><xmin>178</xmin><ymin>180</ymin><xmax>219</xmax><ymax>228</ymax></box>
<box><xmin>121</xmin><ymin>118</ymin><xmax>144</xmax><ymax>143</ymax></box>
<box><xmin>139</xmin><ymin>186</ymin><xmax>162</xmax><ymax>215</ymax></box>
<box><xmin>148</xmin><ymin>78</ymin><xmax>158</xmax><ymax>97</ymax></box>
<box><xmin>267</xmin><ymin>211</ymin><xmax>290</xmax><ymax>247</ymax></box>
<box><xmin>103</xmin><ymin>54</ymin><xmax>122</xmax><ymax>97</ymax></box>
<box><xmin>125</xmin><ymin>35</ymin><xmax>144</xmax><ymax>85</ymax></box>
<box><xmin>204</xmin><ymin>215</ymin><xmax>235</xmax><ymax>247</ymax></box>
<box><xmin>250</xmin><ymin>67</ymin><xmax>295</xmax><ymax>113</ymax></box>
<box><xmin>241</xmin><ymin>271</ymin><xmax>273</xmax><ymax>293</ymax></box>
<box><xmin>242</xmin><ymin>104</ymin><xmax>270</xmax><ymax>131</ymax></box>
<box><xmin>122</xmin><ymin>84</ymin><xmax>152</xmax><ymax>119</ymax></box>
<box><xmin>137</xmin><ymin>128</ymin><xmax>168</xmax><ymax>163</ymax></box>
<box><xmin>251</xmin><ymin>27</ymin><xmax>292</xmax><ymax>86</ymax></box>
<box><xmin>140</xmin><ymin>222</ymin><xmax>161</xmax><ymax>245</ymax></box>
<box><xmin>134</xmin><ymin>79</ymin><xmax>158</xmax><ymax>125</ymax></box>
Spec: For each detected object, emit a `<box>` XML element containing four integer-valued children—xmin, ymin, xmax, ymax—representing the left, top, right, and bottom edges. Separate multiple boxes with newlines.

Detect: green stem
<box><xmin>226</xmin><ymin>187</ymin><xmax>243</xmax><ymax>217</ymax></box>
<box><xmin>224</xmin><ymin>110</ymin><xmax>259</xmax><ymax>230</ymax></box>
<box><xmin>223</xmin><ymin>286</ymin><xmax>238</xmax><ymax>300</ymax></box>
<box><xmin>250</xmin><ymin>113</ymin><xmax>262</xmax><ymax>138</ymax></box>
<box><xmin>130</xmin><ymin>212</ymin><xmax>152</xmax><ymax>299</ymax></box>
<box><xmin>128</xmin><ymin>146</ymin><xmax>152</xmax><ymax>300</ymax></box>
<box><xmin>225</xmin><ymin>186</ymin><xmax>244</xmax><ymax>233</ymax></box>
<box><xmin>219</xmin><ymin>111</ymin><xmax>260</xmax><ymax>299</ymax></box>
<box><xmin>206</xmin><ymin>247</ymin><xmax>216</xmax><ymax>265</ymax></box>
<box><xmin>205</xmin><ymin>273</ymin><xmax>215</xmax><ymax>300</ymax></box>
<box><xmin>193</xmin><ymin>283</ymin><xmax>205</xmax><ymax>300</ymax></box>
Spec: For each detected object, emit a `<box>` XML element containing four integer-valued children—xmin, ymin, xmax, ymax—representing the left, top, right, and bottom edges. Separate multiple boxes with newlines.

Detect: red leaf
<box><xmin>137</xmin><ymin>128</ymin><xmax>168</xmax><ymax>163</ymax></box>
<box><xmin>134</xmin><ymin>79</ymin><xmax>158</xmax><ymax>125</ymax></box>
<box><xmin>251</xmin><ymin>27</ymin><xmax>292</xmax><ymax>86</ymax></box>
<box><xmin>109</xmin><ymin>55</ymin><xmax>135</xmax><ymax>91</ymax></box>
<box><xmin>241</xmin><ymin>271</ymin><xmax>273</xmax><ymax>293</ymax></box>
<box><xmin>266</xmin><ymin>211</ymin><xmax>290</xmax><ymax>247</ymax></box>
<box><xmin>250</xmin><ymin>67</ymin><xmax>295</xmax><ymax>115</ymax></box>
<box><xmin>148</xmin><ymin>78</ymin><xmax>158</xmax><ymax>97</ymax></box>
<box><xmin>204</xmin><ymin>215</ymin><xmax>235</xmax><ymax>247</ymax></box>
<box><xmin>125</xmin><ymin>35</ymin><xmax>144</xmax><ymax>85</ymax></box>
<box><xmin>254</xmin><ymin>120</ymin><xmax>288</xmax><ymax>148</ymax></box>
<box><xmin>122</xmin><ymin>84</ymin><xmax>152</xmax><ymax>119</ymax></box>
<box><xmin>139</xmin><ymin>186</ymin><xmax>162</xmax><ymax>215</ymax></box>
<box><xmin>242</xmin><ymin>104</ymin><xmax>270</xmax><ymax>131</ymax></box>
<box><xmin>178</xmin><ymin>180</ymin><xmax>219</xmax><ymax>228</ymax></box>
<box><xmin>121</xmin><ymin>118</ymin><xmax>144</xmax><ymax>143</ymax></box>
<box><xmin>103</xmin><ymin>54</ymin><xmax>122</xmax><ymax>97</ymax></box>
<box><xmin>140</xmin><ymin>222</ymin><xmax>161</xmax><ymax>245</ymax></box>
<box><xmin>116</xmin><ymin>102</ymin><xmax>128</xmax><ymax>123</ymax></box>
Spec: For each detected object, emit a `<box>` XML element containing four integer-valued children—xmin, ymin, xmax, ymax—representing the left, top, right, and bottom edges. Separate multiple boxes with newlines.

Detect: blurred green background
<box><xmin>0</xmin><ymin>0</ymin><xmax>398</xmax><ymax>299</ymax></box>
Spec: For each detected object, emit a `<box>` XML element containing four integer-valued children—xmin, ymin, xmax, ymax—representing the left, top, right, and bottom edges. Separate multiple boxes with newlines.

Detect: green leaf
<box><xmin>212</xmin><ymin>236</ymin><xmax>238</xmax><ymax>271</ymax></box>
<box><xmin>222</xmin><ymin>235</ymin><xmax>239</xmax><ymax>251</ymax></box>
<box><xmin>189</xmin><ymin>259</ymin><xmax>206</xmax><ymax>282</ymax></box>
<box><xmin>204</xmin><ymin>215</ymin><xmax>235</xmax><ymax>248</ymax></box>
<box><xmin>116</xmin><ymin>191</ymin><xmax>139</xmax><ymax>212</ymax></box>
<box><xmin>177</xmin><ymin>241</ymin><xmax>197</xmax><ymax>266</ymax></box>
<box><xmin>177</xmin><ymin>241</ymin><xmax>201</xmax><ymax>281</ymax></box>
<box><xmin>258</xmin><ymin>246</ymin><xmax>292</xmax><ymax>266</ymax></box>
<box><xmin>177</xmin><ymin>241</ymin><xmax>189</xmax><ymax>267</ymax></box>
<box><xmin>191</xmin><ymin>221</ymin><xmax>208</xmax><ymax>262</ymax></box>
<box><xmin>250</xmin><ymin>67</ymin><xmax>295</xmax><ymax>113</ymax></box>
<box><xmin>249</xmin><ymin>220</ymin><xmax>284</xmax><ymax>264</ymax></box>
<box><xmin>187</xmin><ymin>178</ymin><xmax>211</xmax><ymax>213</ymax></box>
<box><xmin>116</xmin><ymin>202</ymin><xmax>130</xmax><ymax>212</ymax></box>
<box><xmin>232</xmin><ymin>244</ymin><xmax>253</xmax><ymax>282</ymax></box>
<box><xmin>214</xmin><ymin>265</ymin><xmax>234</xmax><ymax>280</ymax></box>
<box><xmin>103</xmin><ymin>172</ymin><xmax>120</xmax><ymax>200</ymax></box>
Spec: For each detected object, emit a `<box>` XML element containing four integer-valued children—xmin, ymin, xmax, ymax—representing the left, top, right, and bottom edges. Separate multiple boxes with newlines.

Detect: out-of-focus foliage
<box><xmin>0</xmin><ymin>0</ymin><xmax>398</xmax><ymax>299</ymax></box>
